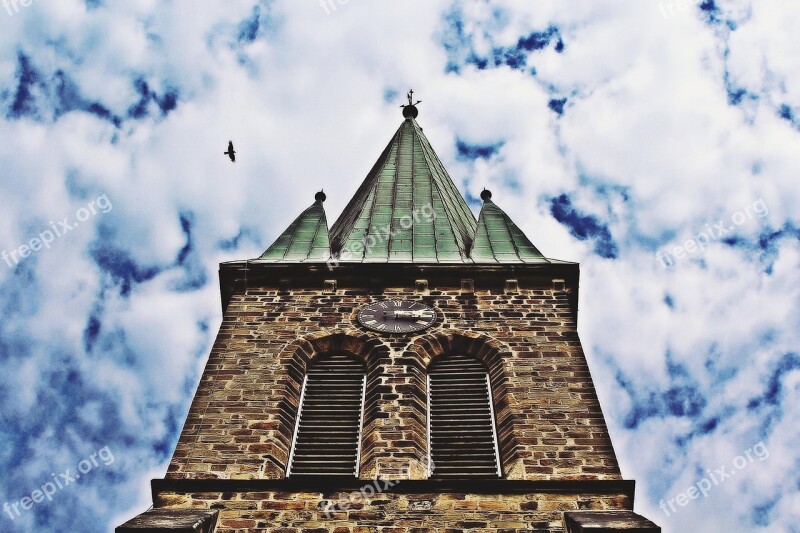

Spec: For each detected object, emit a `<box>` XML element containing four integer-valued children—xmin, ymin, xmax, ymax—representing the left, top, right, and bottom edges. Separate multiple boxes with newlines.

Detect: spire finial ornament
<box><xmin>400</xmin><ymin>89</ymin><xmax>422</xmax><ymax>119</ymax></box>
<box><xmin>480</xmin><ymin>189</ymin><xmax>492</xmax><ymax>201</ymax></box>
<box><xmin>315</xmin><ymin>189</ymin><xmax>326</xmax><ymax>203</ymax></box>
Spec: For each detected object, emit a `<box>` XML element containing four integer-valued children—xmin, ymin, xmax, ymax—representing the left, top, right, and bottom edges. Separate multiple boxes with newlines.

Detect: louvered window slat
<box><xmin>287</xmin><ymin>354</ymin><xmax>365</xmax><ymax>477</ymax></box>
<box><xmin>428</xmin><ymin>354</ymin><xmax>501</xmax><ymax>478</ymax></box>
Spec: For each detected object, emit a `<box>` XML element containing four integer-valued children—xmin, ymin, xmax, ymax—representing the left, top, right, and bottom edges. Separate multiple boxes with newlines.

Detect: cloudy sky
<box><xmin>0</xmin><ymin>0</ymin><xmax>798</xmax><ymax>531</ymax></box>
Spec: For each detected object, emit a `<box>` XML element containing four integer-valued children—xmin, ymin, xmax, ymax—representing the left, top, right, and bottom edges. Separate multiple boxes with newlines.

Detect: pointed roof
<box><xmin>470</xmin><ymin>190</ymin><xmax>549</xmax><ymax>263</ymax></box>
<box><xmin>253</xmin><ymin>104</ymin><xmax>562</xmax><ymax>266</ymax></box>
<box><xmin>260</xmin><ymin>192</ymin><xmax>330</xmax><ymax>262</ymax></box>
<box><xmin>328</xmin><ymin>116</ymin><xmax>477</xmax><ymax>263</ymax></box>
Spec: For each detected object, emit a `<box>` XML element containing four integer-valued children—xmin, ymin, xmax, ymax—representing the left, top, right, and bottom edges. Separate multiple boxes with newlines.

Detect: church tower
<box><xmin>117</xmin><ymin>97</ymin><xmax>661</xmax><ymax>532</ymax></box>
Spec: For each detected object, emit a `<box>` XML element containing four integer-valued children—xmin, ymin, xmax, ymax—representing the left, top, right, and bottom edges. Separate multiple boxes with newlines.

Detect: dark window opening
<box><xmin>428</xmin><ymin>353</ymin><xmax>501</xmax><ymax>478</ymax></box>
<box><xmin>287</xmin><ymin>353</ymin><xmax>366</xmax><ymax>476</ymax></box>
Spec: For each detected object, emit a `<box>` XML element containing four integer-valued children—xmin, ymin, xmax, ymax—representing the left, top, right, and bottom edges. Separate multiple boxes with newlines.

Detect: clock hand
<box><xmin>392</xmin><ymin>310</ymin><xmax>429</xmax><ymax>319</ymax></box>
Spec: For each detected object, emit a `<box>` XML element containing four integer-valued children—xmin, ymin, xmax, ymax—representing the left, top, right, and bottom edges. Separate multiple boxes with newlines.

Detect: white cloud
<box><xmin>0</xmin><ymin>1</ymin><xmax>797</xmax><ymax>531</ymax></box>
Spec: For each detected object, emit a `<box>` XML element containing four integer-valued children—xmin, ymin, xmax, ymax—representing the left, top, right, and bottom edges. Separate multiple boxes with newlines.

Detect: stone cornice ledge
<box><xmin>153</xmin><ymin>478</ymin><xmax>635</xmax><ymax>502</ymax></box>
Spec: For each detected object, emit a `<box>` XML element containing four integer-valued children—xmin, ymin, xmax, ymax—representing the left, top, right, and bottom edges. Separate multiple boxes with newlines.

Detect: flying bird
<box><xmin>224</xmin><ymin>141</ymin><xmax>236</xmax><ymax>162</ymax></box>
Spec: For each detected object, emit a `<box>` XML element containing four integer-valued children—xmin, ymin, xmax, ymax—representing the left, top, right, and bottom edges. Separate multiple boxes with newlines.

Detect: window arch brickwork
<box><xmin>405</xmin><ymin>331</ymin><xmax>524</xmax><ymax>478</ymax></box>
<box><xmin>165</xmin><ymin>289</ymin><xmax>622</xmax><ymax>483</ymax></box>
<box><xmin>276</xmin><ymin>330</ymin><xmax>392</xmax><ymax>479</ymax></box>
<box><xmin>287</xmin><ymin>352</ymin><xmax>366</xmax><ymax>476</ymax></box>
<box><xmin>428</xmin><ymin>352</ymin><xmax>502</xmax><ymax>477</ymax></box>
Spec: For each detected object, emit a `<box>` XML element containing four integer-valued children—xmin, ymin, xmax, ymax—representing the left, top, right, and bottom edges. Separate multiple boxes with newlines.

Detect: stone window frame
<box><xmin>408</xmin><ymin>331</ymin><xmax>523</xmax><ymax>479</ymax></box>
<box><xmin>275</xmin><ymin>329</ymin><xmax>390</xmax><ymax>478</ymax></box>
<box><xmin>275</xmin><ymin>329</ymin><xmax>522</xmax><ymax>479</ymax></box>
<box><xmin>426</xmin><ymin>352</ymin><xmax>503</xmax><ymax>478</ymax></box>
<box><xmin>286</xmin><ymin>351</ymin><xmax>368</xmax><ymax>477</ymax></box>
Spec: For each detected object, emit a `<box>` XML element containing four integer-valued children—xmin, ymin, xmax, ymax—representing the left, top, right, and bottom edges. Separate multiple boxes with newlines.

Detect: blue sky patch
<box><xmin>778</xmin><ymin>104</ymin><xmax>799</xmax><ymax>129</ymax></box>
<box><xmin>218</xmin><ymin>226</ymin><xmax>261</xmax><ymax>251</ymax></box>
<box><xmin>664</xmin><ymin>385</ymin><xmax>707</xmax><ymax>417</ymax></box>
<box><xmin>549</xmin><ymin>193</ymin><xmax>618</xmax><ymax>258</ymax></box>
<box><xmin>517</xmin><ymin>26</ymin><xmax>564</xmax><ymax>53</ymax></box>
<box><xmin>725</xmin><ymin>81</ymin><xmax>756</xmax><ymax>106</ymax></box>
<box><xmin>439</xmin><ymin>7</ymin><xmax>563</xmax><ymax>73</ymax></box>
<box><xmin>699</xmin><ymin>0</ymin><xmax>739</xmax><ymax>31</ymax></box>
<box><xmin>171</xmin><ymin>211</ymin><xmax>208</xmax><ymax>292</ymax></box>
<box><xmin>8</xmin><ymin>53</ymin><xmax>42</xmax><ymax>120</ymax></box>
<box><xmin>700</xmin><ymin>417</ymin><xmax>719</xmax><ymax>433</ymax></box>
<box><xmin>548</xmin><ymin>97</ymin><xmax>567</xmax><ymax>115</ymax></box>
<box><xmin>439</xmin><ymin>6</ymin><xmax>472</xmax><ymax>73</ymax></box>
<box><xmin>748</xmin><ymin>353</ymin><xmax>800</xmax><ymax>409</ymax></box>
<box><xmin>83</xmin><ymin>309</ymin><xmax>102</xmax><ymax>352</ymax></box>
<box><xmin>455</xmin><ymin>138</ymin><xmax>504</xmax><ymax>160</ymax></box>
<box><xmin>90</xmin><ymin>242</ymin><xmax>161</xmax><ymax>297</ymax></box>
<box><xmin>237</xmin><ymin>5</ymin><xmax>263</xmax><ymax>43</ymax></box>
<box><xmin>383</xmin><ymin>88</ymin><xmax>399</xmax><ymax>104</ymax></box>
<box><xmin>5</xmin><ymin>53</ymin><xmax>181</xmax><ymax>126</ymax></box>
<box><xmin>623</xmin><ymin>385</ymin><xmax>708</xmax><ymax>429</ymax></box>
<box><xmin>699</xmin><ymin>0</ymin><xmax>720</xmax><ymax>19</ymax></box>
<box><xmin>128</xmin><ymin>78</ymin><xmax>180</xmax><ymax>119</ymax></box>
<box><xmin>486</xmin><ymin>26</ymin><xmax>565</xmax><ymax>71</ymax></box>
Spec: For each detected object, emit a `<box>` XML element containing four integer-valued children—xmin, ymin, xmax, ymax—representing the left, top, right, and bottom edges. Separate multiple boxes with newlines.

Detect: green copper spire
<box><xmin>329</xmin><ymin>113</ymin><xmax>477</xmax><ymax>263</ymax></box>
<box><xmin>470</xmin><ymin>189</ymin><xmax>549</xmax><ymax>263</ymax></box>
<box><xmin>256</xmin><ymin>102</ymin><xmax>558</xmax><ymax>266</ymax></box>
<box><xmin>260</xmin><ymin>191</ymin><xmax>331</xmax><ymax>262</ymax></box>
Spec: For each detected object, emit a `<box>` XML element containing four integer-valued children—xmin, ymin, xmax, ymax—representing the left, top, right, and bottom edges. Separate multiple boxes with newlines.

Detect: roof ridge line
<box><xmin>328</xmin><ymin>125</ymin><xmax>402</xmax><ymax>251</ymax></box>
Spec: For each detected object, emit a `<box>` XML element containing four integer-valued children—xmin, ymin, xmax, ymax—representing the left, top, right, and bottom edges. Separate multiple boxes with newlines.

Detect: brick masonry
<box><xmin>167</xmin><ymin>282</ymin><xmax>620</xmax><ymax>483</ymax></box>
<box><xmin>155</xmin><ymin>488</ymin><xmax>632</xmax><ymax>533</ymax></box>
<box><xmin>154</xmin><ymin>270</ymin><xmax>633</xmax><ymax>532</ymax></box>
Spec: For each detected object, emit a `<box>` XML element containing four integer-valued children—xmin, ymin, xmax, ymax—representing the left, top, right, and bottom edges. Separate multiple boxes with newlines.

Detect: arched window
<box><xmin>428</xmin><ymin>353</ymin><xmax>501</xmax><ymax>478</ymax></box>
<box><xmin>287</xmin><ymin>353</ymin><xmax>366</xmax><ymax>476</ymax></box>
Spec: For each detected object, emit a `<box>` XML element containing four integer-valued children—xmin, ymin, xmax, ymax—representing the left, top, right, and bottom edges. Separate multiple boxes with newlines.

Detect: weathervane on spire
<box><xmin>402</xmin><ymin>89</ymin><xmax>421</xmax><ymax>107</ymax></box>
<box><xmin>400</xmin><ymin>89</ymin><xmax>421</xmax><ymax>119</ymax></box>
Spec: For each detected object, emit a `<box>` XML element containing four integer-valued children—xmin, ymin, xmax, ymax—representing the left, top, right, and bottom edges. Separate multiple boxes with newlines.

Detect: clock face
<box><xmin>357</xmin><ymin>300</ymin><xmax>437</xmax><ymax>334</ymax></box>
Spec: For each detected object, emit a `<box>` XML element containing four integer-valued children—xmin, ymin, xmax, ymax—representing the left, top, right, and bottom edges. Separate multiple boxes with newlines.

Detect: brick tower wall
<box><xmin>158</xmin><ymin>274</ymin><xmax>627</xmax><ymax>532</ymax></box>
<box><xmin>167</xmin><ymin>278</ymin><xmax>620</xmax><ymax>482</ymax></box>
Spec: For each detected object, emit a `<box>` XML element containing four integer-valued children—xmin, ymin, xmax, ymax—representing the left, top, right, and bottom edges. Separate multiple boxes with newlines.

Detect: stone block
<box><xmin>564</xmin><ymin>510</ymin><xmax>661</xmax><ymax>532</ymax></box>
<box><xmin>116</xmin><ymin>508</ymin><xmax>219</xmax><ymax>532</ymax></box>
